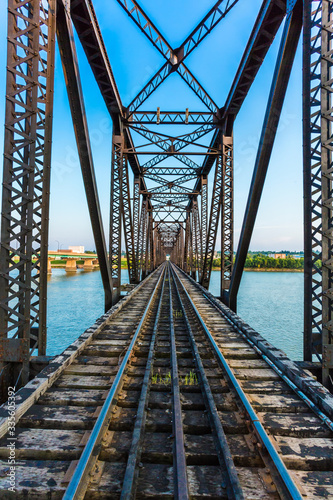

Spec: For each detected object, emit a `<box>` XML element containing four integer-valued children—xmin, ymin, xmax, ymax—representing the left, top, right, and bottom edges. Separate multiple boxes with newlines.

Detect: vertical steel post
<box><xmin>0</xmin><ymin>0</ymin><xmax>56</xmax><ymax>388</ymax></box>
<box><xmin>133</xmin><ymin>175</ymin><xmax>140</xmax><ymax>281</ymax></box>
<box><xmin>201</xmin><ymin>138</ymin><xmax>222</xmax><ymax>290</ymax></box>
<box><xmin>221</xmin><ymin>135</ymin><xmax>234</xmax><ymax>297</ymax></box>
<box><xmin>192</xmin><ymin>198</ymin><xmax>201</xmax><ymax>281</ymax></box>
<box><xmin>303</xmin><ymin>0</ymin><xmax>333</xmax><ymax>386</ymax></box>
<box><xmin>179</xmin><ymin>223</ymin><xmax>184</xmax><ymax>268</ymax></box>
<box><xmin>144</xmin><ymin>210</ymin><xmax>151</xmax><ymax>275</ymax></box>
<box><xmin>110</xmin><ymin>133</ymin><xmax>124</xmax><ymax>303</ymax></box>
<box><xmin>184</xmin><ymin>211</ymin><xmax>190</xmax><ymax>273</ymax></box>
<box><xmin>121</xmin><ymin>153</ymin><xmax>138</xmax><ymax>284</ymax></box>
<box><xmin>303</xmin><ymin>0</ymin><xmax>313</xmax><ymax>363</ymax></box>
<box><xmin>190</xmin><ymin>211</ymin><xmax>195</xmax><ymax>279</ymax></box>
<box><xmin>149</xmin><ymin>214</ymin><xmax>154</xmax><ymax>272</ymax></box>
<box><xmin>201</xmin><ymin>175</ymin><xmax>208</xmax><ymax>272</ymax></box>
<box><xmin>138</xmin><ymin>197</ymin><xmax>147</xmax><ymax>280</ymax></box>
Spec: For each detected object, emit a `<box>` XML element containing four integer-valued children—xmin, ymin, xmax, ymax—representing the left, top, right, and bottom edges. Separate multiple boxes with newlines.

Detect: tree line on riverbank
<box><xmin>212</xmin><ymin>254</ymin><xmax>304</xmax><ymax>270</ymax></box>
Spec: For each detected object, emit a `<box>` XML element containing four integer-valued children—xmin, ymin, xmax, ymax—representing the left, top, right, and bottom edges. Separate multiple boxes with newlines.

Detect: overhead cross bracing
<box><xmin>1</xmin><ymin>0</ymin><xmax>333</xmax><ymax>392</ymax></box>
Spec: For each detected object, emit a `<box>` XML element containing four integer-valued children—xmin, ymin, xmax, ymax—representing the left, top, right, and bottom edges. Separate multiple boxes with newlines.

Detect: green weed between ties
<box><xmin>151</xmin><ymin>370</ymin><xmax>198</xmax><ymax>385</ymax></box>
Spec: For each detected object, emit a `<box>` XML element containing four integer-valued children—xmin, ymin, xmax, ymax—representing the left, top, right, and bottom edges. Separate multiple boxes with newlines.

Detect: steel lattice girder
<box><xmin>201</xmin><ymin>143</ymin><xmax>223</xmax><ymax>289</ymax></box>
<box><xmin>121</xmin><ymin>0</ymin><xmax>239</xmax><ymax>114</ymax></box>
<box><xmin>193</xmin><ymin>0</ymin><xmax>288</xmax><ymax>199</ymax></box>
<box><xmin>137</xmin><ymin>197</ymin><xmax>148</xmax><ymax>280</ymax></box>
<box><xmin>133</xmin><ymin>176</ymin><xmax>141</xmax><ymax>276</ymax></box>
<box><xmin>303</xmin><ymin>0</ymin><xmax>333</xmax><ymax>387</ymax></box>
<box><xmin>192</xmin><ymin>199</ymin><xmax>202</xmax><ymax>281</ymax></box>
<box><xmin>201</xmin><ymin>175</ymin><xmax>208</xmax><ymax>273</ymax></box>
<box><xmin>130</xmin><ymin>124</ymin><xmax>214</xmax><ymax>152</ymax></box>
<box><xmin>221</xmin><ymin>137</ymin><xmax>233</xmax><ymax>295</ymax></box>
<box><xmin>0</xmin><ymin>0</ymin><xmax>56</xmax><ymax>384</ymax></box>
<box><xmin>139</xmin><ymin>124</ymin><xmax>212</xmax><ymax>171</ymax></box>
<box><xmin>183</xmin><ymin>212</ymin><xmax>191</xmax><ymax>272</ymax></box>
<box><xmin>110</xmin><ymin>134</ymin><xmax>123</xmax><ymax>297</ymax></box>
<box><xmin>70</xmin><ymin>0</ymin><xmax>152</xmax><ymax>209</ymax></box>
<box><xmin>147</xmin><ymin>184</ymin><xmax>197</xmax><ymax>195</ymax></box>
<box><xmin>127</xmin><ymin>110</ymin><xmax>214</xmax><ymax>125</ymax></box>
<box><xmin>121</xmin><ymin>155</ymin><xmax>138</xmax><ymax>284</ymax></box>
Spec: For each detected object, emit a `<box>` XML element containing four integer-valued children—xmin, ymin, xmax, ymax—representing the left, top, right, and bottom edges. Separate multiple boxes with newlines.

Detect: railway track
<box><xmin>0</xmin><ymin>262</ymin><xmax>332</xmax><ymax>498</ymax></box>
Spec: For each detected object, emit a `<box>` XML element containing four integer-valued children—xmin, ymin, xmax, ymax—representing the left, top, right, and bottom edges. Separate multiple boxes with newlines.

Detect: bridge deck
<box><xmin>0</xmin><ymin>263</ymin><xmax>333</xmax><ymax>498</ymax></box>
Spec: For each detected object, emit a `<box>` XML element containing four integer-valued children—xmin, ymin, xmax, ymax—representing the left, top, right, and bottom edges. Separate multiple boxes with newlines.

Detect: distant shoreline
<box><xmin>50</xmin><ymin>264</ymin><xmax>303</xmax><ymax>273</ymax></box>
<box><xmin>211</xmin><ymin>267</ymin><xmax>303</xmax><ymax>273</ymax></box>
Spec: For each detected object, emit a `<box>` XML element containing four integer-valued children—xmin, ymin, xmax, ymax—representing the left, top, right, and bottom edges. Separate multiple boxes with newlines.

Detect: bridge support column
<box><xmin>65</xmin><ymin>259</ymin><xmax>77</xmax><ymax>273</ymax></box>
<box><xmin>83</xmin><ymin>259</ymin><xmax>94</xmax><ymax>271</ymax></box>
<box><xmin>47</xmin><ymin>258</ymin><xmax>52</xmax><ymax>275</ymax></box>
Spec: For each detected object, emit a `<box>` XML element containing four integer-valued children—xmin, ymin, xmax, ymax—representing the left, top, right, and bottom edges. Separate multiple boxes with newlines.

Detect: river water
<box><xmin>46</xmin><ymin>268</ymin><xmax>304</xmax><ymax>361</ymax></box>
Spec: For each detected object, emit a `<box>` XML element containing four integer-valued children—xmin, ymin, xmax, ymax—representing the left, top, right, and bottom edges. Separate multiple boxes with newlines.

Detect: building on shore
<box><xmin>68</xmin><ymin>245</ymin><xmax>85</xmax><ymax>254</ymax></box>
<box><xmin>268</xmin><ymin>253</ymin><xmax>287</xmax><ymax>259</ymax></box>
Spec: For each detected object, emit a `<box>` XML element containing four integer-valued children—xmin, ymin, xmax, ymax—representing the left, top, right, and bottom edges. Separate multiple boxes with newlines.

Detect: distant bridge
<box><xmin>48</xmin><ymin>251</ymin><xmax>99</xmax><ymax>272</ymax></box>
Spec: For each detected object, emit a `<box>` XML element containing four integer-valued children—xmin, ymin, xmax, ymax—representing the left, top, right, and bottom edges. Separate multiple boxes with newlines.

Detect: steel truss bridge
<box><xmin>1</xmin><ymin>0</ymin><xmax>333</xmax><ymax>496</ymax></box>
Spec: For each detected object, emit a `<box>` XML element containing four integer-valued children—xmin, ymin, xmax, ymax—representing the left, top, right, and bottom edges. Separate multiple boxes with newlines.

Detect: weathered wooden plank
<box><xmin>260</xmin><ymin>413</ymin><xmax>332</xmax><ymax>438</ymax></box>
<box><xmin>100</xmin><ymin>431</ymin><xmax>132</xmax><ymax>462</ymax></box>
<box><xmin>19</xmin><ymin>405</ymin><xmax>98</xmax><ymax>430</ymax></box>
<box><xmin>55</xmin><ymin>375</ymin><xmax>114</xmax><ymax>389</ymax></box>
<box><xmin>64</xmin><ymin>365</ymin><xmax>118</xmax><ymax>376</ymax></box>
<box><xmin>74</xmin><ymin>356</ymin><xmax>120</xmax><ymax>366</ymax></box>
<box><xmin>289</xmin><ymin>470</ymin><xmax>333</xmax><ymax>498</ymax></box>
<box><xmin>274</xmin><ymin>436</ymin><xmax>333</xmax><ymax>470</ymax></box>
<box><xmin>187</xmin><ymin>465</ymin><xmax>227</xmax><ymax>498</ymax></box>
<box><xmin>241</xmin><ymin>380</ymin><xmax>293</xmax><ymax>394</ymax></box>
<box><xmin>137</xmin><ymin>463</ymin><xmax>174</xmax><ymax>498</ymax></box>
<box><xmin>228</xmin><ymin>359</ymin><xmax>268</xmax><ymax>369</ymax></box>
<box><xmin>247</xmin><ymin>393</ymin><xmax>310</xmax><ymax>414</ymax></box>
<box><xmin>86</xmin><ymin>461</ymin><xmax>126</xmax><ymax>498</ymax></box>
<box><xmin>38</xmin><ymin>388</ymin><xmax>107</xmax><ymax>406</ymax></box>
<box><xmin>183</xmin><ymin>410</ymin><xmax>247</xmax><ymax>434</ymax></box>
<box><xmin>0</xmin><ymin>428</ymin><xmax>84</xmax><ymax>460</ymax></box>
<box><xmin>222</xmin><ymin>348</ymin><xmax>259</xmax><ymax>359</ymax></box>
<box><xmin>233</xmin><ymin>368</ymin><xmax>280</xmax><ymax>381</ymax></box>
<box><xmin>236</xmin><ymin>467</ymin><xmax>280</xmax><ymax>499</ymax></box>
<box><xmin>0</xmin><ymin>459</ymin><xmax>68</xmax><ymax>498</ymax></box>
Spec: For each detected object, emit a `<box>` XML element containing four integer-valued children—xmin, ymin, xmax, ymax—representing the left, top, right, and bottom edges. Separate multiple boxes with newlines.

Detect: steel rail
<box><xmin>170</xmin><ymin>265</ymin><xmax>244</xmax><ymax>499</ymax></box>
<box><xmin>168</xmin><ymin>264</ymin><xmax>190</xmax><ymax>499</ymax></box>
<box><xmin>120</xmin><ymin>266</ymin><xmax>167</xmax><ymax>499</ymax></box>
<box><xmin>200</xmin><ymin>293</ymin><xmax>333</xmax><ymax>433</ymax></box>
<box><xmin>176</xmin><ymin>263</ymin><xmax>333</xmax><ymax>433</ymax></box>
<box><xmin>171</xmin><ymin>264</ymin><xmax>303</xmax><ymax>500</ymax></box>
<box><xmin>63</xmin><ymin>263</ymin><xmax>166</xmax><ymax>500</ymax></box>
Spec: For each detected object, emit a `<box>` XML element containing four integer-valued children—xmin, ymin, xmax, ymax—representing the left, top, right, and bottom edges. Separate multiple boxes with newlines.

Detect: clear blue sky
<box><xmin>0</xmin><ymin>0</ymin><xmax>303</xmax><ymax>252</ymax></box>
